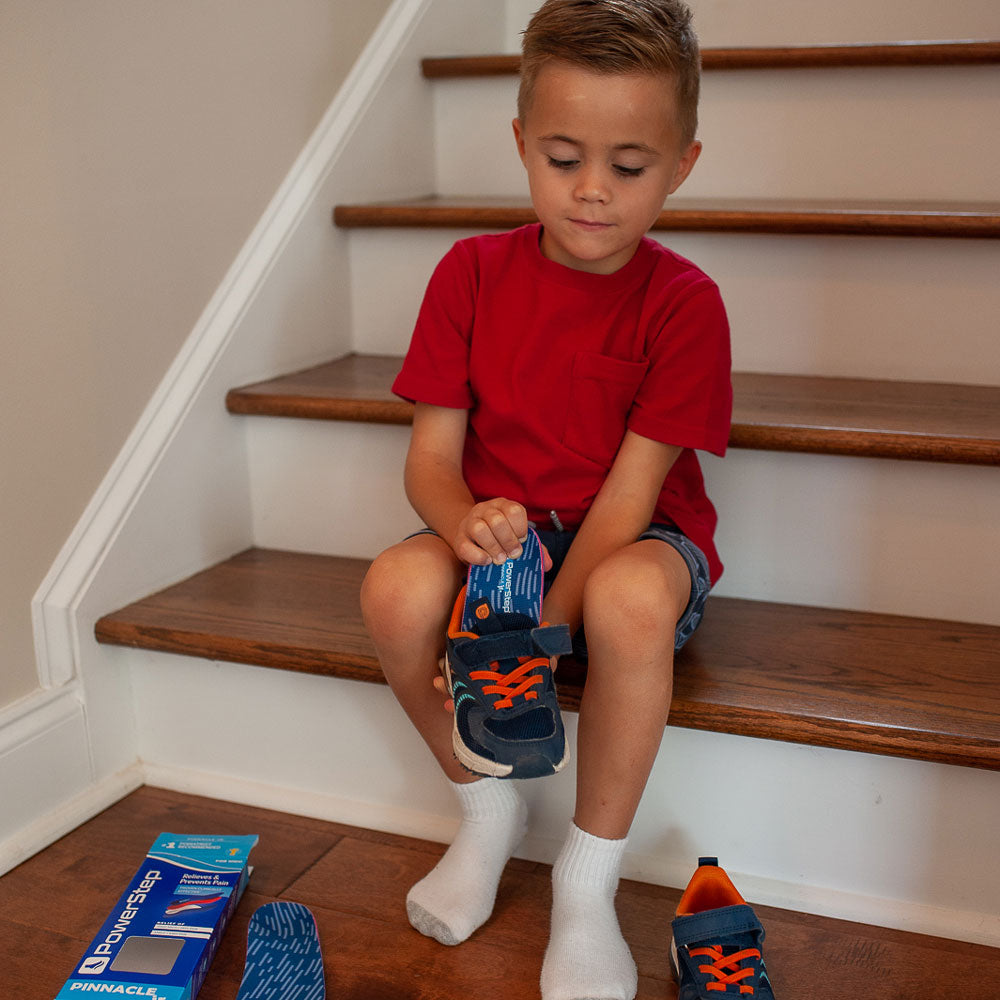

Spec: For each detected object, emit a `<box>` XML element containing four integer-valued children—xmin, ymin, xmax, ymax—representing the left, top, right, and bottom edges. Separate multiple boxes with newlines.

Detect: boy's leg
<box><xmin>361</xmin><ymin>532</ymin><xmax>467</xmax><ymax>782</ymax></box>
<box><xmin>360</xmin><ymin>534</ymin><xmax>528</xmax><ymax>945</ymax></box>
<box><xmin>574</xmin><ymin>538</ymin><xmax>690</xmax><ymax>839</ymax></box>
<box><xmin>542</xmin><ymin>539</ymin><xmax>690</xmax><ymax>1000</ymax></box>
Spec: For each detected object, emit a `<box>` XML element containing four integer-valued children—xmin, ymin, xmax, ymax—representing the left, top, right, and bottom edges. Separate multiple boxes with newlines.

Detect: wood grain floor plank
<box><xmin>1</xmin><ymin>917</ymin><xmax>99</xmax><ymax>999</ymax></box>
<box><xmin>51</xmin><ymin>785</ymin><xmax>344</xmax><ymax>899</ymax></box>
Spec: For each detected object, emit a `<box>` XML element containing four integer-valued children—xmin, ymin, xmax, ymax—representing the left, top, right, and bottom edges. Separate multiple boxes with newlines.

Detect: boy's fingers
<box><xmin>485</xmin><ymin>506</ymin><xmax>528</xmax><ymax>561</ymax></box>
<box><xmin>469</xmin><ymin>516</ymin><xmax>514</xmax><ymax>564</ymax></box>
<box><xmin>499</xmin><ymin>500</ymin><xmax>529</xmax><ymax>544</ymax></box>
<box><xmin>456</xmin><ymin>537</ymin><xmax>492</xmax><ymax>566</ymax></box>
<box><xmin>458</xmin><ymin>499</ymin><xmax>530</xmax><ymax>566</ymax></box>
<box><xmin>431</xmin><ymin>674</ymin><xmax>455</xmax><ymax>714</ymax></box>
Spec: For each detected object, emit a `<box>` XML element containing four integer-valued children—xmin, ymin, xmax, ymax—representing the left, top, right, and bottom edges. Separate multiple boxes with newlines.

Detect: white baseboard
<box><xmin>0</xmin><ymin>762</ymin><xmax>143</xmax><ymax>877</ymax></box>
<box><xmin>610</xmin><ymin>841</ymin><xmax>1000</xmax><ymax>951</ymax></box>
<box><xmin>139</xmin><ymin>761</ymin><xmax>461</xmax><ymax>848</ymax></box>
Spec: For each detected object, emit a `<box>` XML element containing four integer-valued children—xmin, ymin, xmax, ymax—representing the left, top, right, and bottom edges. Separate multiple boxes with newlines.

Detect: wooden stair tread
<box><xmin>225</xmin><ymin>354</ymin><xmax>1000</xmax><ymax>466</ymax></box>
<box><xmin>333</xmin><ymin>195</ymin><xmax>1000</xmax><ymax>238</ymax></box>
<box><xmin>422</xmin><ymin>40</ymin><xmax>1000</xmax><ymax>76</ymax></box>
<box><xmin>228</xmin><ymin>354</ymin><xmax>415</xmax><ymax>426</ymax></box>
<box><xmin>95</xmin><ymin>548</ymin><xmax>1000</xmax><ymax>770</ymax></box>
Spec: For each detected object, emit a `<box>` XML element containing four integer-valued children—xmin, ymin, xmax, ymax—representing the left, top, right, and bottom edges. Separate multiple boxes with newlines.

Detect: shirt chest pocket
<box><xmin>561</xmin><ymin>351</ymin><xmax>650</xmax><ymax>468</ymax></box>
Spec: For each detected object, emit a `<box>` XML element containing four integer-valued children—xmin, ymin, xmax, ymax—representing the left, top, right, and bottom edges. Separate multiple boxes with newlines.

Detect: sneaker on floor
<box><xmin>670</xmin><ymin>857</ymin><xmax>776</xmax><ymax>998</ymax></box>
<box><xmin>444</xmin><ymin>528</ymin><xmax>572</xmax><ymax>779</ymax></box>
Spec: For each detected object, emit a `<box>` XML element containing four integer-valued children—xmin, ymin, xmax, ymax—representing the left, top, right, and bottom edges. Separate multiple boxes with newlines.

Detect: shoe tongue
<box><xmin>465</xmin><ymin>599</ymin><xmax>535</xmax><ymax>637</ymax></box>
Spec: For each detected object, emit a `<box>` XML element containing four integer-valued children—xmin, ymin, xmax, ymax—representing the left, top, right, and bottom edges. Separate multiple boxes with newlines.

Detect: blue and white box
<box><xmin>57</xmin><ymin>833</ymin><xmax>258</xmax><ymax>999</ymax></box>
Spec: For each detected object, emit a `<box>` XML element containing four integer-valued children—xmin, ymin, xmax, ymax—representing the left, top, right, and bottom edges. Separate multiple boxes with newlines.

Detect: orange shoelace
<box><xmin>470</xmin><ymin>656</ymin><xmax>547</xmax><ymax>709</ymax></box>
<box><xmin>689</xmin><ymin>945</ymin><xmax>761</xmax><ymax>995</ymax></box>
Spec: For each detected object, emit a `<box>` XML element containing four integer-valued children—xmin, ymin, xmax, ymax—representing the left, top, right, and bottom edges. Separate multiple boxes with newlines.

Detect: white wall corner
<box><xmin>15</xmin><ymin>0</ymin><xmax>447</xmax><ymax>851</ymax></box>
<box><xmin>27</xmin><ymin>0</ymin><xmax>449</xmax><ymax>704</ymax></box>
<box><xmin>28</xmin><ymin>0</ymin><xmax>440</xmax><ymax>697</ymax></box>
<box><xmin>0</xmin><ymin>686</ymin><xmax>143</xmax><ymax>876</ymax></box>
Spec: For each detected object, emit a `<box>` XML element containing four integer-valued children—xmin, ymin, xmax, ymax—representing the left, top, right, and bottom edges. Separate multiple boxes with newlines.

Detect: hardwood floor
<box><xmin>2</xmin><ymin>786</ymin><xmax>998</xmax><ymax>999</ymax></box>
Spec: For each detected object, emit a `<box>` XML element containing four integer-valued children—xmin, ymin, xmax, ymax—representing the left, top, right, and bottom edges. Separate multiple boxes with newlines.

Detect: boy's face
<box><xmin>513</xmin><ymin>61</ymin><xmax>700</xmax><ymax>275</ymax></box>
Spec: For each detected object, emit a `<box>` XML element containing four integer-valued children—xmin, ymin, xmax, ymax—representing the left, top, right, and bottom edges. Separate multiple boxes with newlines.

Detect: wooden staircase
<box><xmin>93</xmin><ymin>30</ymin><xmax>1000</xmax><ymax>993</ymax></box>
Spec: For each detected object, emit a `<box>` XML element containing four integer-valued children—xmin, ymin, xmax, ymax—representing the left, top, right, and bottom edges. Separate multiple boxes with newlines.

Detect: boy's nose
<box><xmin>573</xmin><ymin>167</ymin><xmax>610</xmax><ymax>203</ymax></box>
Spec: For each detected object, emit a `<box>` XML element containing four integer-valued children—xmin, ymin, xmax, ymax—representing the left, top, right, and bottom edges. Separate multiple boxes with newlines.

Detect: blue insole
<box><xmin>235</xmin><ymin>902</ymin><xmax>325</xmax><ymax>1000</ymax></box>
<box><xmin>462</xmin><ymin>527</ymin><xmax>543</xmax><ymax>631</ymax></box>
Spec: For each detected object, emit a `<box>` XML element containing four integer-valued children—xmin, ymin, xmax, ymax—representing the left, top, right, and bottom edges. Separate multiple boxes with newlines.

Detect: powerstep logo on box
<box><xmin>78</xmin><ymin>956</ymin><xmax>110</xmax><ymax>975</ymax></box>
<box><xmin>79</xmin><ymin>870</ymin><xmax>163</xmax><ymax>973</ymax></box>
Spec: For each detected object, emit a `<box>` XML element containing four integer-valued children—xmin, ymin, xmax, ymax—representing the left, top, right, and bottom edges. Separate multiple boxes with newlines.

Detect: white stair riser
<box><xmin>706</xmin><ymin>450</ymin><xmax>1000</xmax><ymax>626</ymax></box>
<box><xmin>347</xmin><ymin>228</ymin><xmax>1000</xmax><ymax>384</ymax></box>
<box><xmin>432</xmin><ymin>67</ymin><xmax>1000</xmax><ymax>202</ymax></box>
<box><xmin>244</xmin><ymin>418</ymin><xmax>1000</xmax><ymax>626</ymax></box>
<box><xmin>246</xmin><ymin>419</ymin><xmax>421</xmax><ymax>559</ymax></box>
<box><xmin>129</xmin><ymin>650</ymin><xmax>1000</xmax><ymax>946</ymax></box>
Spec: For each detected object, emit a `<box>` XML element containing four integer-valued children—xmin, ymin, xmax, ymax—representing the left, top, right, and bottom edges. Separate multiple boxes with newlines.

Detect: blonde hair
<box><xmin>518</xmin><ymin>0</ymin><xmax>700</xmax><ymax>145</ymax></box>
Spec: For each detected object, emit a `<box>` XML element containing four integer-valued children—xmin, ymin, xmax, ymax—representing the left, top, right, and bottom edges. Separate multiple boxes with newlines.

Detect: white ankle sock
<box><xmin>406</xmin><ymin>777</ymin><xmax>527</xmax><ymax>945</ymax></box>
<box><xmin>541</xmin><ymin>822</ymin><xmax>637</xmax><ymax>1000</ymax></box>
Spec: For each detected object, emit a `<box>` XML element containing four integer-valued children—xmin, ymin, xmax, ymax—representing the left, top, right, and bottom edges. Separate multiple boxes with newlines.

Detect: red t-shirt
<box><xmin>393</xmin><ymin>224</ymin><xmax>732</xmax><ymax>582</ymax></box>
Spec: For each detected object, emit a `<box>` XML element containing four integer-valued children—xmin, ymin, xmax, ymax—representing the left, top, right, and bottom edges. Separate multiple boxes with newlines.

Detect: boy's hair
<box><xmin>518</xmin><ymin>0</ymin><xmax>700</xmax><ymax>145</ymax></box>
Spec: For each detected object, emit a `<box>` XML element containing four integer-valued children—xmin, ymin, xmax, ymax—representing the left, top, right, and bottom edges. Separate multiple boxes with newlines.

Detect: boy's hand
<box><xmin>433</xmin><ymin>673</ymin><xmax>454</xmax><ymax>715</ymax></box>
<box><xmin>452</xmin><ymin>498</ymin><xmax>530</xmax><ymax>566</ymax></box>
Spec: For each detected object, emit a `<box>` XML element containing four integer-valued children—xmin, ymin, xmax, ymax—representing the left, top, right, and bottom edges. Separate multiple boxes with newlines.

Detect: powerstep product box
<box><xmin>57</xmin><ymin>833</ymin><xmax>258</xmax><ymax>999</ymax></box>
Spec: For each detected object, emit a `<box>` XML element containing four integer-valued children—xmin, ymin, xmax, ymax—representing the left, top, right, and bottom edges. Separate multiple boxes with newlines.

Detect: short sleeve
<box><xmin>628</xmin><ymin>278</ymin><xmax>732</xmax><ymax>455</ymax></box>
<box><xmin>392</xmin><ymin>240</ymin><xmax>479</xmax><ymax>409</ymax></box>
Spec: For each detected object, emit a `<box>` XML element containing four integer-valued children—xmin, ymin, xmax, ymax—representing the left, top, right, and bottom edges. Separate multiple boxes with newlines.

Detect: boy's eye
<box><xmin>544</xmin><ymin>155</ymin><xmax>646</xmax><ymax>178</ymax></box>
<box><xmin>613</xmin><ymin>164</ymin><xmax>646</xmax><ymax>178</ymax></box>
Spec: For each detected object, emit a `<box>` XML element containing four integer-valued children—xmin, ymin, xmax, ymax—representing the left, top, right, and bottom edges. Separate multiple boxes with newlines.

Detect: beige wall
<box><xmin>0</xmin><ymin>0</ymin><xmax>392</xmax><ymax>707</ymax></box>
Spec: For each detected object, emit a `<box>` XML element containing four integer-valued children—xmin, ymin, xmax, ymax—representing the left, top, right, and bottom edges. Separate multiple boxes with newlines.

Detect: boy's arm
<box><xmin>405</xmin><ymin>402</ymin><xmax>529</xmax><ymax>567</ymax></box>
<box><xmin>541</xmin><ymin>429</ymin><xmax>682</xmax><ymax>632</ymax></box>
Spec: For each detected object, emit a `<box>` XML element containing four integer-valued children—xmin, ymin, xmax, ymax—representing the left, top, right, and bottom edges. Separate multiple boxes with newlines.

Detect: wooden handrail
<box><xmin>421</xmin><ymin>40</ymin><xmax>1000</xmax><ymax>77</ymax></box>
<box><xmin>332</xmin><ymin>196</ymin><xmax>1000</xmax><ymax>239</ymax></box>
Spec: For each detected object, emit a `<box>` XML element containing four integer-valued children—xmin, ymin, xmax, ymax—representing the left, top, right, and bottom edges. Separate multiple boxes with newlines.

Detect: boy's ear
<box><xmin>512</xmin><ymin>117</ymin><xmax>527</xmax><ymax>165</ymax></box>
<box><xmin>667</xmin><ymin>139</ymin><xmax>702</xmax><ymax>195</ymax></box>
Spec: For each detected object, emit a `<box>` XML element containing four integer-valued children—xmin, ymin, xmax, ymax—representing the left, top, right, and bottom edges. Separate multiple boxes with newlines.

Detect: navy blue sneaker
<box><xmin>444</xmin><ymin>528</ymin><xmax>572</xmax><ymax>779</ymax></box>
<box><xmin>670</xmin><ymin>858</ymin><xmax>776</xmax><ymax>998</ymax></box>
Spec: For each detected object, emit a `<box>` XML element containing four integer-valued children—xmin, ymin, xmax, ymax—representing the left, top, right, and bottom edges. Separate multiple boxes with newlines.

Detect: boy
<box><xmin>360</xmin><ymin>1</ymin><xmax>731</xmax><ymax>997</ymax></box>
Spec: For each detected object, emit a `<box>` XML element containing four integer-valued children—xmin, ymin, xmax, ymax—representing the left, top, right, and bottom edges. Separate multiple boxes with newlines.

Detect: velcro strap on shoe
<box><xmin>450</xmin><ymin>623</ymin><xmax>573</xmax><ymax>668</ymax></box>
<box><xmin>671</xmin><ymin>904</ymin><xmax>764</xmax><ymax>949</ymax></box>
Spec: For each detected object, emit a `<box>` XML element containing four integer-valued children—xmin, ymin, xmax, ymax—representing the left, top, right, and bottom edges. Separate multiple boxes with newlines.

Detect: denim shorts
<box><xmin>405</xmin><ymin>520</ymin><xmax>712</xmax><ymax>658</ymax></box>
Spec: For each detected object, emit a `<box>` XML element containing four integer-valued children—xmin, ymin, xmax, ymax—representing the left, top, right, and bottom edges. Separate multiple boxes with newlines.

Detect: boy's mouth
<box><xmin>570</xmin><ymin>218</ymin><xmax>613</xmax><ymax>231</ymax></box>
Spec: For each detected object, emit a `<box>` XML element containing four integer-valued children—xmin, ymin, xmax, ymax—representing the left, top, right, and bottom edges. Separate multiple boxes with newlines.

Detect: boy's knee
<box><xmin>361</xmin><ymin>540</ymin><xmax>459</xmax><ymax>641</ymax></box>
<box><xmin>583</xmin><ymin>546</ymin><xmax>689</xmax><ymax>640</ymax></box>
